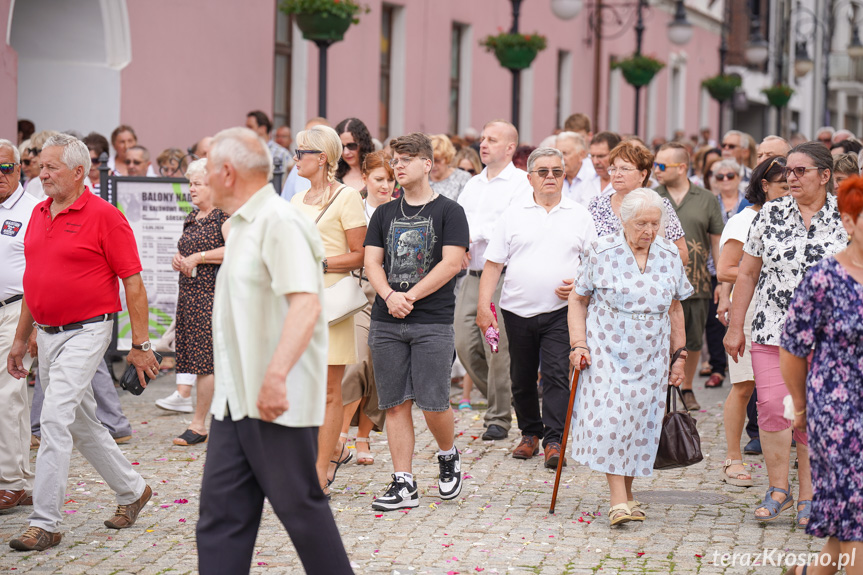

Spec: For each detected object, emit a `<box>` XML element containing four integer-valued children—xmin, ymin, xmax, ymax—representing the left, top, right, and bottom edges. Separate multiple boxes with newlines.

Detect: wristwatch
<box><xmin>132</xmin><ymin>341</ymin><xmax>152</xmax><ymax>352</ymax></box>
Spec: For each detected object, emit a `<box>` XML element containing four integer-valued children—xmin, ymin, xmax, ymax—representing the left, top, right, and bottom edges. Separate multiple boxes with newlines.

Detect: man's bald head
<box><xmin>756</xmin><ymin>136</ymin><xmax>791</xmax><ymax>164</ymax></box>
<box><xmin>209</xmin><ymin>127</ymin><xmax>272</xmax><ymax>181</ymax></box>
<box><xmin>483</xmin><ymin>120</ymin><xmax>519</xmax><ymax>146</ymax></box>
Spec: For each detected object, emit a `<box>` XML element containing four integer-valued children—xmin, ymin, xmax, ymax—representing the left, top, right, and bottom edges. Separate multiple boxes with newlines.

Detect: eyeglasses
<box><xmin>607</xmin><ymin>166</ymin><xmax>639</xmax><ymax>175</ymax></box>
<box><xmin>125</xmin><ymin>159</ymin><xmax>145</xmax><ymax>165</ymax></box>
<box><xmin>712</xmin><ymin>172</ymin><xmax>738</xmax><ymax>181</ymax></box>
<box><xmin>26</xmin><ymin>147</ymin><xmax>40</xmax><ymax>156</ymax></box>
<box><xmin>390</xmin><ymin>156</ymin><xmax>423</xmax><ymax>168</ymax></box>
<box><xmin>90</xmin><ymin>156</ymin><xmax>102</xmax><ymax>166</ymax></box>
<box><xmin>782</xmin><ymin>166</ymin><xmax>819</xmax><ymax>179</ymax></box>
<box><xmin>721</xmin><ymin>143</ymin><xmax>738</xmax><ymax>150</ymax></box>
<box><xmin>818</xmin><ymin>137</ymin><xmax>832</xmax><ymax>143</ymax></box>
<box><xmin>653</xmin><ymin>162</ymin><xmax>685</xmax><ymax>172</ymax></box>
<box><xmin>465</xmin><ymin>169</ymin><xmax>476</xmax><ymax>175</ymax></box>
<box><xmin>294</xmin><ymin>149</ymin><xmax>322</xmax><ymax>161</ymax></box>
<box><xmin>764</xmin><ymin>156</ymin><xmax>786</xmax><ymax>174</ymax></box>
<box><xmin>0</xmin><ymin>163</ymin><xmax>18</xmax><ymax>175</ymax></box>
<box><xmin>343</xmin><ymin>142</ymin><xmax>359</xmax><ymax>151</ymax></box>
<box><xmin>530</xmin><ymin>168</ymin><xmax>565</xmax><ymax>179</ymax></box>
<box><xmin>21</xmin><ymin>159</ymin><xmax>32</xmax><ymax>167</ymax></box>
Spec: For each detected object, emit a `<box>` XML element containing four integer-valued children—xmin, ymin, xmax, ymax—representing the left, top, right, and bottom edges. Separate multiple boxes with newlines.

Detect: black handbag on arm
<box><xmin>654</xmin><ymin>350</ymin><xmax>704</xmax><ymax>470</ymax></box>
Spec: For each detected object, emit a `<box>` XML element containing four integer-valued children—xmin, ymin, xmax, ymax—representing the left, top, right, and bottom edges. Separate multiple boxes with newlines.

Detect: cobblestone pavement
<box><xmin>0</xmin><ymin>372</ymin><xmax>825</xmax><ymax>574</ymax></box>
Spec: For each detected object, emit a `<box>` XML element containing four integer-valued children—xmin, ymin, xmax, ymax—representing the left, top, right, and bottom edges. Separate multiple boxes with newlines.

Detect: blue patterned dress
<box><xmin>780</xmin><ymin>257</ymin><xmax>863</xmax><ymax>541</ymax></box>
<box><xmin>572</xmin><ymin>233</ymin><xmax>693</xmax><ymax>476</ymax></box>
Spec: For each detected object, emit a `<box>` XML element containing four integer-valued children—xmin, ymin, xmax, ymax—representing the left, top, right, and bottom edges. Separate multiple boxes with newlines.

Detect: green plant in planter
<box><xmin>280</xmin><ymin>0</ymin><xmax>369</xmax><ymax>42</ymax></box>
<box><xmin>701</xmin><ymin>74</ymin><xmax>742</xmax><ymax>102</ymax></box>
<box><xmin>480</xmin><ymin>30</ymin><xmax>548</xmax><ymax>70</ymax></box>
<box><xmin>761</xmin><ymin>84</ymin><xmax>795</xmax><ymax>109</ymax></box>
<box><xmin>612</xmin><ymin>54</ymin><xmax>665</xmax><ymax>87</ymax></box>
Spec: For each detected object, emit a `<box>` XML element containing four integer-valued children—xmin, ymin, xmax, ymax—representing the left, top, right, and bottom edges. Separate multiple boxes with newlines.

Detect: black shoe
<box><xmin>372</xmin><ymin>475</ymin><xmax>419</xmax><ymax>511</ymax></box>
<box><xmin>744</xmin><ymin>437</ymin><xmax>762</xmax><ymax>455</ymax></box>
<box><xmin>438</xmin><ymin>449</ymin><xmax>462</xmax><ymax>500</ymax></box>
<box><xmin>481</xmin><ymin>424</ymin><xmax>508</xmax><ymax>440</ymax></box>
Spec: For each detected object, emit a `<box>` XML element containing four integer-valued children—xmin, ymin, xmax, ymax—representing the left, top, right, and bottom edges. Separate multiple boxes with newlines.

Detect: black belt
<box><xmin>37</xmin><ymin>314</ymin><xmax>111</xmax><ymax>334</ymax></box>
<box><xmin>468</xmin><ymin>267</ymin><xmax>506</xmax><ymax>278</ymax></box>
<box><xmin>0</xmin><ymin>294</ymin><xmax>23</xmax><ymax>307</ymax></box>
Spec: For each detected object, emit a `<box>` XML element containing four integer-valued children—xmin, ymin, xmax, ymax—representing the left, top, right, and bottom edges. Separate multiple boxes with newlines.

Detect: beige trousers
<box><xmin>454</xmin><ymin>273</ymin><xmax>512</xmax><ymax>431</ymax></box>
<box><xmin>0</xmin><ymin>299</ymin><xmax>34</xmax><ymax>491</ymax></box>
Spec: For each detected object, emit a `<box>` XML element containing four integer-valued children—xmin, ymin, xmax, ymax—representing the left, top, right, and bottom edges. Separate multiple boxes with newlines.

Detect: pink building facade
<box><xmin>2</xmin><ymin>0</ymin><xmax>723</xmax><ymax>153</ymax></box>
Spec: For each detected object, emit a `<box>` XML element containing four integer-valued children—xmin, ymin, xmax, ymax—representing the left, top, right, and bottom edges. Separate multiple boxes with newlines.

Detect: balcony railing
<box><xmin>829</xmin><ymin>52</ymin><xmax>863</xmax><ymax>83</ymax></box>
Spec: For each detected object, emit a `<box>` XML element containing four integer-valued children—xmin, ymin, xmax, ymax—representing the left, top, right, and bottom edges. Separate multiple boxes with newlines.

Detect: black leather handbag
<box><xmin>654</xmin><ymin>382</ymin><xmax>704</xmax><ymax>470</ymax></box>
<box><xmin>119</xmin><ymin>351</ymin><xmax>163</xmax><ymax>396</ymax></box>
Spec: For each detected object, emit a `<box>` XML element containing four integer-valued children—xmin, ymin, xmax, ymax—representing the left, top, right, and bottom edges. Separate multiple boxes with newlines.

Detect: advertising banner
<box><xmin>113</xmin><ymin>179</ymin><xmax>192</xmax><ymax>351</ymax></box>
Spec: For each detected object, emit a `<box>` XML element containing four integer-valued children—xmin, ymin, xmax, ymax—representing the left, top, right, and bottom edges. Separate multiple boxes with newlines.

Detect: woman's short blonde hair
<box><xmin>620</xmin><ymin>188</ymin><xmax>668</xmax><ymax>237</ymax></box>
<box><xmin>185</xmin><ymin>157</ymin><xmax>207</xmax><ymax>181</ymax></box>
<box><xmin>296</xmin><ymin>125</ymin><xmax>342</xmax><ymax>191</ymax></box>
<box><xmin>431</xmin><ymin>134</ymin><xmax>456</xmax><ymax>165</ymax></box>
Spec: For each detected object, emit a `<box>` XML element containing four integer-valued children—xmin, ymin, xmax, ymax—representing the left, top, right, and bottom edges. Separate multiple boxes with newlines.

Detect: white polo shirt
<box><xmin>0</xmin><ymin>185</ymin><xmax>38</xmax><ymax>301</ymax></box>
<box><xmin>484</xmin><ymin>193</ymin><xmax>597</xmax><ymax>318</ymax></box>
<box><xmin>457</xmin><ymin>162</ymin><xmax>532</xmax><ymax>272</ymax></box>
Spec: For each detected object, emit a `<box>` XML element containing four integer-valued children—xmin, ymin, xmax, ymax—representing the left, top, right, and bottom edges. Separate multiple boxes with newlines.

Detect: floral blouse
<box><xmin>587</xmin><ymin>193</ymin><xmax>685</xmax><ymax>241</ymax></box>
<box><xmin>743</xmin><ymin>194</ymin><xmax>848</xmax><ymax>346</ymax></box>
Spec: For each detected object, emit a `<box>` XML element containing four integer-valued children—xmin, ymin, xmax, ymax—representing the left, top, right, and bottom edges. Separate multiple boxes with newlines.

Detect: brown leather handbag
<box><xmin>654</xmin><ymin>365</ymin><xmax>704</xmax><ymax>469</ymax></box>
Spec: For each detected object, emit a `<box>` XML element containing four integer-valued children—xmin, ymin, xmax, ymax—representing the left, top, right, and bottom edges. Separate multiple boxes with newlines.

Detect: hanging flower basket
<box><xmin>701</xmin><ymin>74</ymin><xmax>742</xmax><ymax>102</ymax></box>
<box><xmin>613</xmin><ymin>54</ymin><xmax>665</xmax><ymax>87</ymax></box>
<box><xmin>762</xmin><ymin>84</ymin><xmax>794</xmax><ymax>108</ymax></box>
<box><xmin>480</xmin><ymin>31</ymin><xmax>547</xmax><ymax>70</ymax></box>
<box><xmin>280</xmin><ymin>0</ymin><xmax>368</xmax><ymax>42</ymax></box>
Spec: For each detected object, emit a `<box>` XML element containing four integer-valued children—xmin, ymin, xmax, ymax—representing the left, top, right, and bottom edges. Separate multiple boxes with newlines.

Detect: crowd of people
<box><xmin>1</xmin><ymin>112</ymin><xmax>861</xmax><ymax>574</ymax></box>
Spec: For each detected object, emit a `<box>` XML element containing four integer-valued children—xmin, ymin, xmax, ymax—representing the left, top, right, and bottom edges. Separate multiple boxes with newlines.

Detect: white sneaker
<box><xmin>155</xmin><ymin>390</ymin><xmax>193</xmax><ymax>413</ymax></box>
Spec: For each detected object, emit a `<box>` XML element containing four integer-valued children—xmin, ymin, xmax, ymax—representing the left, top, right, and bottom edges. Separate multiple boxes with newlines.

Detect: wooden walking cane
<box><xmin>549</xmin><ymin>356</ymin><xmax>588</xmax><ymax>514</ymax></box>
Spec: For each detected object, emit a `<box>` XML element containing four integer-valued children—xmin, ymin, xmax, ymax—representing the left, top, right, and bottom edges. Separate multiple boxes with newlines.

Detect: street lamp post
<box><xmin>633</xmin><ymin>0</ymin><xmax>646</xmax><ymax>135</ymax></box>
<box><xmin>315</xmin><ymin>40</ymin><xmax>333</xmax><ymax>118</ymax></box>
<box><xmin>510</xmin><ymin>0</ymin><xmax>523</xmax><ymax>130</ymax></box>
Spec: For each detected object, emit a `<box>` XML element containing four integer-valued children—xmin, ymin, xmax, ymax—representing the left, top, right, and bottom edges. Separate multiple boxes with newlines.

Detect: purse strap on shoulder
<box><xmin>314</xmin><ymin>184</ymin><xmax>346</xmax><ymax>224</ymax></box>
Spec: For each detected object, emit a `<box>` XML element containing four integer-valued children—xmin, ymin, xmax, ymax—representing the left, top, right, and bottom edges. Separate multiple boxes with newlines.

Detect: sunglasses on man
<box><xmin>653</xmin><ymin>162</ymin><xmax>685</xmax><ymax>172</ymax></box>
<box><xmin>529</xmin><ymin>168</ymin><xmax>565</xmax><ymax>179</ymax></box>
<box><xmin>0</xmin><ymin>162</ymin><xmax>19</xmax><ymax>175</ymax></box>
<box><xmin>125</xmin><ymin>159</ymin><xmax>145</xmax><ymax>165</ymax></box>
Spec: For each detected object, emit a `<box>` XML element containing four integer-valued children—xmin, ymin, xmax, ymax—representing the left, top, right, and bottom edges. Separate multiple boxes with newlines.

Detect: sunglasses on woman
<box><xmin>0</xmin><ymin>162</ymin><xmax>19</xmax><ymax>175</ymax></box>
<box><xmin>343</xmin><ymin>142</ymin><xmax>359</xmax><ymax>151</ymax></box>
<box><xmin>294</xmin><ymin>149</ymin><xmax>322</xmax><ymax>160</ymax></box>
<box><xmin>713</xmin><ymin>172</ymin><xmax>737</xmax><ymax>181</ymax></box>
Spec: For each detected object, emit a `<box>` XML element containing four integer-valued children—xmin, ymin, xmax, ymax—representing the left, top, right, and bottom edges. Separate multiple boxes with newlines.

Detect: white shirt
<box><xmin>457</xmin><ymin>162</ymin><xmax>532</xmax><ymax>271</ymax></box>
<box><xmin>107</xmin><ymin>156</ymin><xmax>158</xmax><ymax>177</ymax></box>
<box><xmin>484</xmin><ymin>193</ymin><xmax>597</xmax><ymax>317</ymax></box>
<box><xmin>587</xmin><ymin>176</ymin><xmax>615</xmax><ymax>200</ymax></box>
<box><xmin>580</xmin><ymin>156</ymin><xmax>596</xmax><ymax>180</ymax></box>
<box><xmin>565</xmin><ymin>172</ymin><xmax>603</xmax><ymax>208</ymax></box>
<box><xmin>0</xmin><ymin>184</ymin><xmax>39</xmax><ymax>300</ymax></box>
<box><xmin>211</xmin><ymin>184</ymin><xmax>328</xmax><ymax>428</ymax></box>
<box><xmin>25</xmin><ymin>177</ymin><xmax>44</xmax><ymax>200</ymax></box>
<box><xmin>719</xmin><ymin>205</ymin><xmax>758</xmax><ymax>252</ymax></box>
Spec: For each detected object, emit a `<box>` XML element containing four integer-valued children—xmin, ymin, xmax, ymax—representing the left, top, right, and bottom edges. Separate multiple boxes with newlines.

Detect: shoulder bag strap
<box><xmin>314</xmin><ymin>185</ymin><xmax>346</xmax><ymax>224</ymax></box>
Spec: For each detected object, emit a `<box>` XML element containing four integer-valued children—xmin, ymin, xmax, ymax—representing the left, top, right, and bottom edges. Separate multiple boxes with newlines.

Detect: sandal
<box><xmin>754</xmin><ymin>486</ymin><xmax>794</xmax><ymax>522</ymax></box>
<box><xmin>627</xmin><ymin>500</ymin><xmax>646</xmax><ymax>521</ymax></box>
<box><xmin>705</xmin><ymin>373</ymin><xmax>725</xmax><ymax>388</ymax></box>
<box><xmin>699</xmin><ymin>364</ymin><xmax>712</xmax><ymax>377</ymax></box>
<box><xmin>327</xmin><ymin>442</ymin><xmax>353</xmax><ymax>487</ymax></box>
<box><xmin>355</xmin><ymin>437</ymin><xmax>374</xmax><ymax>465</ymax></box>
<box><xmin>609</xmin><ymin>503</ymin><xmax>632</xmax><ymax>526</ymax></box>
<box><xmin>795</xmin><ymin>500</ymin><xmax>812</xmax><ymax>529</ymax></box>
<box><xmin>173</xmin><ymin>429</ymin><xmax>207</xmax><ymax>446</ymax></box>
<box><xmin>458</xmin><ymin>400</ymin><xmax>471</xmax><ymax>411</ymax></box>
<box><xmin>721</xmin><ymin>459</ymin><xmax>754</xmax><ymax>487</ymax></box>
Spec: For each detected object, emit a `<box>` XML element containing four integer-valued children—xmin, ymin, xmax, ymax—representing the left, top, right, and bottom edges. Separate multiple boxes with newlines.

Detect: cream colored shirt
<box><xmin>211</xmin><ymin>184</ymin><xmax>328</xmax><ymax>427</ymax></box>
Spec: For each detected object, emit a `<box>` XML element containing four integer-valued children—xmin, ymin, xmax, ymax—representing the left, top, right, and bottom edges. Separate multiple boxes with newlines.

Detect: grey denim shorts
<box><xmin>368</xmin><ymin>320</ymin><xmax>454</xmax><ymax>412</ymax></box>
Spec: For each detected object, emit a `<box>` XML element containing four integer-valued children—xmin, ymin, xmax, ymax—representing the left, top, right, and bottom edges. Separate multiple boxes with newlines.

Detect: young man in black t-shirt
<box><xmin>364</xmin><ymin>133</ymin><xmax>469</xmax><ymax>510</ymax></box>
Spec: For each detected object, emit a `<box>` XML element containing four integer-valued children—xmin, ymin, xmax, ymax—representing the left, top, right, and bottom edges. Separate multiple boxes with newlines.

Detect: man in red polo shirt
<box><xmin>5</xmin><ymin>134</ymin><xmax>159</xmax><ymax>552</ymax></box>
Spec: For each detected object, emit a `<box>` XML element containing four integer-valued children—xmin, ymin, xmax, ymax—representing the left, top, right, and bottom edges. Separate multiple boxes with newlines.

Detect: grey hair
<box><xmin>184</xmin><ymin>157</ymin><xmax>208</xmax><ymax>181</ymax></box>
<box><xmin>44</xmin><ymin>133</ymin><xmax>91</xmax><ymax>174</ymax></box>
<box><xmin>620</xmin><ymin>188</ymin><xmax>668</xmax><ymax>237</ymax></box>
<box><xmin>209</xmin><ymin>127</ymin><xmax>273</xmax><ymax>181</ymax></box>
<box><xmin>556</xmin><ymin>131</ymin><xmax>588</xmax><ymax>152</ymax></box>
<box><xmin>724</xmin><ymin>130</ymin><xmax>751</xmax><ymax>150</ymax></box>
<box><xmin>526</xmin><ymin>147</ymin><xmax>565</xmax><ymax>173</ymax></box>
<box><xmin>816</xmin><ymin>126</ymin><xmax>835</xmax><ymax>137</ymax></box>
<box><xmin>0</xmin><ymin>139</ymin><xmax>21</xmax><ymax>163</ymax></box>
<box><xmin>711</xmin><ymin>158</ymin><xmax>743</xmax><ymax>177</ymax></box>
<box><xmin>762</xmin><ymin>135</ymin><xmax>789</xmax><ymax>145</ymax></box>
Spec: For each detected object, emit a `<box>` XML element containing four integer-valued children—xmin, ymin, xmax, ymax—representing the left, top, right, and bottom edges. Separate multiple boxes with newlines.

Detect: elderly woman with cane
<box><xmin>568</xmin><ymin>188</ymin><xmax>692</xmax><ymax>526</ymax></box>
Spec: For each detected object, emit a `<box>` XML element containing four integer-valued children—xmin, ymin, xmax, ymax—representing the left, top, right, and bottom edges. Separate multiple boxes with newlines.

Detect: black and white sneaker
<box><xmin>371</xmin><ymin>474</ymin><xmax>419</xmax><ymax>511</ymax></box>
<box><xmin>438</xmin><ymin>448</ymin><xmax>462</xmax><ymax>500</ymax></box>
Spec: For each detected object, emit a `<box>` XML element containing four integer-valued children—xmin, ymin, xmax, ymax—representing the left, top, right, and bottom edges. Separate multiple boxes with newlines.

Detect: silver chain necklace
<box><xmin>399</xmin><ymin>189</ymin><xmax>435</xmax><ymax>220</ymax></box>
